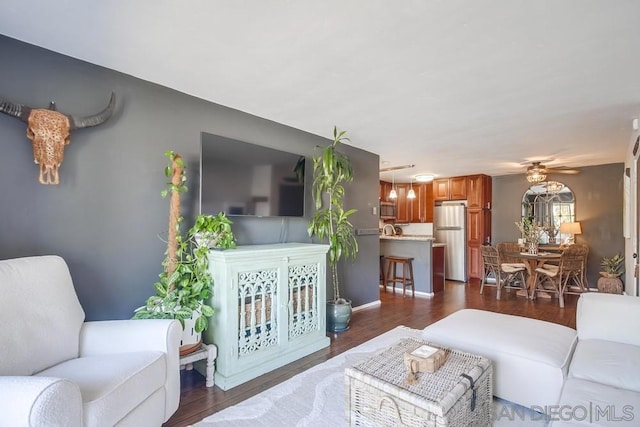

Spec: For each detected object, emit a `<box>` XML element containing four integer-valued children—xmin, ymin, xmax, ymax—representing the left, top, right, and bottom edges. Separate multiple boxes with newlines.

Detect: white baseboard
<box><xmin>352</xmin><ymin>300</ymin><xmax>381</xmax><ymax>312</ymax></box>
<box><xmin>378</xmin><ymin>285</ymin><xmax>434</xmax><ymax>298</ymax></box>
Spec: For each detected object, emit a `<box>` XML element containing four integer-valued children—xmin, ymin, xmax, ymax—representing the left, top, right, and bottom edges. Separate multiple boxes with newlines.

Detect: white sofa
<box><xmin>0</xmin><ymin>255</ymin><xmax>182</xmax><ymax>427</ymax></box>
<box><xmin>551</xmin><ymin>293</ymin><xmax>640</xmax><ymax>426</ymax></box>
<box><xmin>422</xmin><ymin>293</ymin><xmax>640</xmax><ymax>426</ymax></box>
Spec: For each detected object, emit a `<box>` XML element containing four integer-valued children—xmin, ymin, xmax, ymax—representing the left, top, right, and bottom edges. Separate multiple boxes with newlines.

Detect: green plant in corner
<box><xmin>307</xmin><ymin>126</ymin><xmax>358</xmax><ymax>303</ymax></box>
<box><xmin>600</xmin><ymin>253</ymin><xmax>624</xmax><ymax>278</ymax></box>
<box><xmin>133</xmin><ymin>151</ymin><xmax>229</xmax><ymax>334</ymax></box>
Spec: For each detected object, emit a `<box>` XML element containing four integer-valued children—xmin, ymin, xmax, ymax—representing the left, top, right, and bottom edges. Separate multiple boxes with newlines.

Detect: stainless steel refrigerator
<box><xmin>434</xmin><ymin>202</ymin><xmax>467</xmax><ymax>282</ymax></box>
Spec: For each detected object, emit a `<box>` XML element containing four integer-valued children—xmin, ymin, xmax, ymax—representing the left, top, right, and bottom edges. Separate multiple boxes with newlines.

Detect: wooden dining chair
<box><xmin>480</xmin><ymin>245</ymin><xmax>527</xmax><ymax>299</ymax></box>
<box><xmin>496</xmin><ymin>242</ymin><xmax>527</xmax><ymax>269</ymax></box>
<box><xmin>534</xmin><ymin>244</ymin><xmax>587</xmax><ymax>307</ymax></box>
<box><xmin>564</xmin><ymin>244</ymin><xmax>590</xmax><ymax>294</ymax></box>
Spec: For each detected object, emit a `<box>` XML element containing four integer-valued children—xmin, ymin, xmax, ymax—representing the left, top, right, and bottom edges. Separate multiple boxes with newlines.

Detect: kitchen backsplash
<box><xmin>399</xmin><ymin>223</ymin><xmax>433</xmax><ymax>235</ymax></box>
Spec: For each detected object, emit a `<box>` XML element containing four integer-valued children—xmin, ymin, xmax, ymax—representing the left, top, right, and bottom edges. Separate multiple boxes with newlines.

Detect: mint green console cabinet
<box><xmin>204</xmin><ymin>243</ymin><xmax>330</xmax><ymax>390</ymax></box>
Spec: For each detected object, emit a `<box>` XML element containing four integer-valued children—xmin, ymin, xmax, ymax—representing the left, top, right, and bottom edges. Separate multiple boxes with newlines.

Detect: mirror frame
<box><xmin>522</xmin><ymin>181</ymin><xmax>575</xmax><ymax>244</ymax></box>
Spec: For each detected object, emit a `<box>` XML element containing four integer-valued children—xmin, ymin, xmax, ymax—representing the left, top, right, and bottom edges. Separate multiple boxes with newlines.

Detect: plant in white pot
<box><xmin>133</xmin><ymin>151</ymin><xmax>236</xmax><ymax>355</ymax></box>
<box><xmin>307</xmin><ymin>127</ymin><xmax>358</xmax><ymax>332</ymax></box>
<box><xmin>193</xmin><ymin>212</ymin><xmax>236</xmax><ymax>250</ymax></box>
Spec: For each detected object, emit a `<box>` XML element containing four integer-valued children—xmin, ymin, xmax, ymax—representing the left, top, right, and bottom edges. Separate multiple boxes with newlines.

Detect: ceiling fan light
<box><xmin>546</xmin><ymin>181</ymin><xmax>564</xmax><ymax>193</ymax></box>
<box><xmin>527</xmin><ymin>173</ymin><xmax>547</xmax><ymax>183</ymax></box>
<box><xmin>415</xmin><ymin>174</ymin><xmax>434</xmax><ymax>182</ymax></box>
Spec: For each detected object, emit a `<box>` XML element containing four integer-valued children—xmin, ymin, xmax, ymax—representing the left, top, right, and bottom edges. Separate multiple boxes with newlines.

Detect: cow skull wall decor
<box><xmin>0</xmin><ymin>92</ymin><xmax>116</xmax><ymax>184</ymax></box>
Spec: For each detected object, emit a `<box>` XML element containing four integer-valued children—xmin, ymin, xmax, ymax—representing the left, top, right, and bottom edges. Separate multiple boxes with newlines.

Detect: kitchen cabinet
<box><xmin>390</xmin><ymin>182</ymin><xmax>434</xmax><ymax>223</ymax></box>
<box><xmin>411</xmin><ymin>182</ymin><xmax>434</xmax><ymax>223</ymax></box>
<box><xmin>432</xmin><ymin>244</ymin><xmax>445</xmax><ymax>293</ymax></box>
<box><xmin>467</xmin><ymin>208</ymin><xmax>491</xmax><ymax>280</ymax></box>
<box><xmin>466</xmin><ymin>174</ymin><xmax>492</xmax><ymax>280</ymax></box>
<box><xmin>467</xmin><ymin>174</ymin><xmax>492</xmax><ymax>210</ymax></box>
<box><xmin>379</xmin><ymin>180</ymin><xmax>393</xmax><ymax>202</ymax></box>
<box><xmin>431</xmin><ymin>174</ymin><xmax>492</xmax><ymax>280</ymax></box>
<box><xmin>394</xmin><ymin>183</ymin><xmax>411</xmax><ymax>223</ymax></box>
<box><xmin>433</xmin><ymin>176</ymin><xmax>467</xmax><ymax>201</ymax></box>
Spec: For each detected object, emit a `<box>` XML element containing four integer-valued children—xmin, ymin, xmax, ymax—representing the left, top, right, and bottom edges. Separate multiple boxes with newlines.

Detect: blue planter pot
<box><xmin>326</xmin><ymin>300</ymin><xmax>352</xmax><ymax>333</ymax></box>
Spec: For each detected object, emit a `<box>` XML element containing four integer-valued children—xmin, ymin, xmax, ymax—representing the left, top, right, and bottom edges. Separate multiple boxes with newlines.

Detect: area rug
<box><xmin>194</xmin><ymin>326</ymin><xmax>549</xmax><ymax>426</ymax></box>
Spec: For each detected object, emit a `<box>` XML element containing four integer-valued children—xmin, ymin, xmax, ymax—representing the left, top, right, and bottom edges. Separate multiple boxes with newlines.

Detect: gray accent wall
<box><xmin>0</xmin><ymin>35</ymin><xmax>380</xmax><ymax>320</ymax></box>
<box><xmin>492</xmin><ymin>163</ymin><xmax>625</xmax><ymax>288</ymax></box>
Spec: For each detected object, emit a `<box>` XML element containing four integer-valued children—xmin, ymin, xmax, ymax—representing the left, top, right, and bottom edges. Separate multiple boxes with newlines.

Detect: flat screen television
<box><xmin>200</xmin><ymin>132</ymin><xmax>306</xmax><ymax>217</ymax></box>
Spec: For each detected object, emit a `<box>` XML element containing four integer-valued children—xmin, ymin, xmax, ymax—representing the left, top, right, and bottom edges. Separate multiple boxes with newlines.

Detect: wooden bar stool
<box><xmin>379</xmin><ymin>255</ymin><xmax>385</xmax><ymax>286</ymax></box>
<box><xmin>384</xmin><ymin>256</ymin><xmax>415</xmax><ymax>297</ymax></box>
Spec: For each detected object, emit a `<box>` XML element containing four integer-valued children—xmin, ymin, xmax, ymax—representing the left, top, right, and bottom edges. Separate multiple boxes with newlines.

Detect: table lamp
<box><xmin>559</xmin><ymin>222</ymin><xmax>582</xmax><ymax>245</ymax></box>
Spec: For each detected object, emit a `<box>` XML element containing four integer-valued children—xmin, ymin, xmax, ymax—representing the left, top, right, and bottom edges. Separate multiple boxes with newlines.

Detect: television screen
<box><xmin>200</xmin><ymin>133</ymin><xmax>306</xmax><ymax>217</ymax></box>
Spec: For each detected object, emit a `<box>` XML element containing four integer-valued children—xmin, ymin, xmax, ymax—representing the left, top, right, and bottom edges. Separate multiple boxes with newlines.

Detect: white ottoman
<box><xmin>421</xmin><ymin>309</ymin><xmax>577</xmax><ymax>408</ymax></box>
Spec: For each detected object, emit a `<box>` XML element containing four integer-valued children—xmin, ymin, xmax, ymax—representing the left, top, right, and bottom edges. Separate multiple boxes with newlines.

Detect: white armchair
<box><xmin>0</xmin><ymin>255</ymin><xmax>182</xmax><ymax>427</ymax></box>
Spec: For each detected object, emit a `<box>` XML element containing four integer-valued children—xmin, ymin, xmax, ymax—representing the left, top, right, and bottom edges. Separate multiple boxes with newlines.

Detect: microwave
<box><xmin>380</xmin><ymin>201</ymin><xmax>396</xmax><ymax>219</ymax></box>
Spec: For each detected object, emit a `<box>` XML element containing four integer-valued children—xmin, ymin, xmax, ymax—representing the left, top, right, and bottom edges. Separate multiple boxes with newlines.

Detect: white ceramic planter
<box><xmin>179</xmin><ymin>308</ymin><xmax>203</xmax><ymax>356</ymax></box>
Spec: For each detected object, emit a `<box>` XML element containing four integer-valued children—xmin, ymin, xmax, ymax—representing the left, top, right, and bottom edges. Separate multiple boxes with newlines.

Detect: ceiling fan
<box><xmin>526</xmin><ymin>161</ymin><xmax>580</xmax><ymax>183</ymax></box>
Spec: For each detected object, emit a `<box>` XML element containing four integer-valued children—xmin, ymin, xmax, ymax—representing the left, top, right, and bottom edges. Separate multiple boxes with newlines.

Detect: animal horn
<box><xmin>69</xmin><ymin>92</ymin><xmax>116</xmax><ymax>130</ymax></box>
<box><xmin>0</xmin><ymin>99</ymin><xmax>31</xmax><ymax>122</ymax></box>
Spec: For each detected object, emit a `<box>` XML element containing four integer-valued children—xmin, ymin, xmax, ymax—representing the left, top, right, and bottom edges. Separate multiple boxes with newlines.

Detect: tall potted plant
<box><xmin>133</xmin><ymin>151</ymin><xmax>236</xmax><ymax>355</ymax></box>
<box><xmin>307</xmin><ymin>127</ymin><xmax>358</xmax><ymax>332</ymax></box>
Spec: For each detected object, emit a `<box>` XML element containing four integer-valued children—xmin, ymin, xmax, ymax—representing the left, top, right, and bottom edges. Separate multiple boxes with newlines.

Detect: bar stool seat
<box><xmin>384</xmin><ymin>256</ymin><xmax>415</xmax><ymax>297</ymax></box>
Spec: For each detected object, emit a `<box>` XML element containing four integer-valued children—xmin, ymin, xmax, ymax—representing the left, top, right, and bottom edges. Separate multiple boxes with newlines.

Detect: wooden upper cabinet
<box><xmin>433</xmin><ymin>179</ymin><xmax>450</xmax><ymax>201</ymax></box>
<box><xmin>433</xmin><ymin>176</ymin><xmax>467</xmax><ymax>201</ymax></box>
<box><xmin>466</xmin><ymin>174</ymin><xmax>492</xmax><ymax>210</ymax></box>
<box><xmin>395</xmin><ymin>184</ymin><xmax>410</xmax><ymax>223</ymax></box>
<box><xmin>411</xmin><ymin>182</ymin><xmax>434</xmax><ymax>223</ymax></box>
<box><xmin>449</xmin><ymin>177</ymin><xmax>468</xmax><ymax>200</ymax></box>
<box><xmin>379</xmin><ymin>180</ymin><xmax>393</xmax><ymax>202</ymax></box>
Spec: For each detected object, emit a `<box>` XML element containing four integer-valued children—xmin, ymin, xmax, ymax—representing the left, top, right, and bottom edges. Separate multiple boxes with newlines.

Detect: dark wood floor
<box><xmin>164</xmin><ymin>281</ymin><xmax>578</xmax><ymax>426</ymax></box>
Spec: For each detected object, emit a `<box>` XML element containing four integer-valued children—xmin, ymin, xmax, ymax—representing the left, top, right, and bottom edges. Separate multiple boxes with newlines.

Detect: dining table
<box><xmin>506</xmin><ymin>251</ymin><xmax>562</xmax><ymax>299</ymax></box>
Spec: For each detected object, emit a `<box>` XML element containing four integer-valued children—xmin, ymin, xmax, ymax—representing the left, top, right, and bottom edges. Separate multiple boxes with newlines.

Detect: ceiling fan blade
<box><xmin>546</xmin><ymin>168</ymin><xmax>580</xmax><ymax>175</ymax></box>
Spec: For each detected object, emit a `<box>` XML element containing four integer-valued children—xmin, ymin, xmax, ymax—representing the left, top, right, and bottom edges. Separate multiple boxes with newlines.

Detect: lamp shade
<box><xmin>560</xmin><ymin>222</ymin><xmax>582</xmax><ymax>235</ymax></box>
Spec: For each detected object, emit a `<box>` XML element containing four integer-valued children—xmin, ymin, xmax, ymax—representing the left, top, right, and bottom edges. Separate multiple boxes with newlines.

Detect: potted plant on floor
<box><xmin>597</xmin><ymin>253</ymin><xmax>624</xmax><ymax>294</ymax></box>
<box><xmin>307</xmin><ymin>127</ymin><xmax>358</xmax><ymax>332</ymax></box>
<box><xmin>133</xmin><ymin>151</ymin><xmax>236</xmax><ymax>355</ymax></box>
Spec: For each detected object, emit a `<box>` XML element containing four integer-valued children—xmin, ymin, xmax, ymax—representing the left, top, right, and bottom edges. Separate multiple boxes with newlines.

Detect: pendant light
<box><xmin>389</xmin><ymin>171</ymin><xmax>397</xmax><ymax>199</ymax></box>
<box><xmin>407</xmin><ymin>177</ymin><xmax>416</xmax><ymax>199</ymax></box>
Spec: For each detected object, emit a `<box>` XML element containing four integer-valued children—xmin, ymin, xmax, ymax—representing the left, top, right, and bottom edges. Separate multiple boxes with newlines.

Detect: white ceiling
<box><xmin>1</xmin><ymin>1</ymin><xmax>639</xmax><ymax>182</ymax></box>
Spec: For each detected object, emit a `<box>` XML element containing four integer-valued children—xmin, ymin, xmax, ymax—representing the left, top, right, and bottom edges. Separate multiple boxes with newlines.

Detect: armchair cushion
<box><xmin>0</xmin><ymin>376</ymin><xmax>82</xmax><ymax>427</ymax></box>
<box><xmin>0</xmin><ymin>256</ymin><xmax>84</xmax><ymax>376</ymax></box>
<box><xmin>36</xmin><ymin>352</ymin><xmax>166</xmax><ymax>427</ymax></box>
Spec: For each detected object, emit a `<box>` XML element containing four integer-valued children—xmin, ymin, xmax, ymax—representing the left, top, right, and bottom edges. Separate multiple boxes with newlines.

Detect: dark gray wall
<box><xmin>492</xmin><ymin>163</ymin><xmax>625</xmax><ymax>287</ymax></box>
<box><xmin>0</xmin><ymin>35</ymin><xmax>380</xmax><ymax>320</ymax></box>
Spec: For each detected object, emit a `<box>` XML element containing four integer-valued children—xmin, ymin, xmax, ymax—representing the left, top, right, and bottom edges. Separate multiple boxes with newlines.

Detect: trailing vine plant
<box><xmin>133</xmin><ymin>151</ymin><xmax>214</xmax><ymax>333</ymax></box>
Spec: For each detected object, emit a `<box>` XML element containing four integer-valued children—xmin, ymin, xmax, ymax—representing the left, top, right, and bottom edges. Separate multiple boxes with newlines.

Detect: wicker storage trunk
<box><xmin>345</xmin><ymin>338</ymin><xmax>492</xmax><ymax>427</ymax></box>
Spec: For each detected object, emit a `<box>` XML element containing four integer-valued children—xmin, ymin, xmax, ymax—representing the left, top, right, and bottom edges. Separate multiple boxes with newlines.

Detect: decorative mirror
<box><xmin>522</xmin><ymin>181</ymin><xmax>575</xmax><ymax>244</ymax></box>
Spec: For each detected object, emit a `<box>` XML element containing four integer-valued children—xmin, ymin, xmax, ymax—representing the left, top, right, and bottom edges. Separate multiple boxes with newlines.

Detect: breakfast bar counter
<box><xmin>380</xmin><ymin>235</ymin><xmax>445</xmax><ymax>295</ymax></box>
